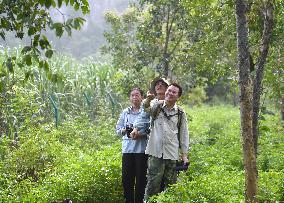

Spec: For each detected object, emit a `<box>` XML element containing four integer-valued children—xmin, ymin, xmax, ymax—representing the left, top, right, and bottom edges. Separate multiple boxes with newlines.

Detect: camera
<box><xmin>125</xmin><ymin>124</ymin><xmax>134</xmax><ymax>138</ymax></box>
<box><xmin>175</xmin><ymin>161</ymin><xmax>189</xmax><ymax>172</ymax></box>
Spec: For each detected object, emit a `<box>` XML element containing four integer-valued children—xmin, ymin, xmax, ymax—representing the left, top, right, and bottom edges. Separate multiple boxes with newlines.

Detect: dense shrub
<box><xmin>0</xmin><ymin>116</ymin><xmax>124</xmax><ymax>202</ymax></box>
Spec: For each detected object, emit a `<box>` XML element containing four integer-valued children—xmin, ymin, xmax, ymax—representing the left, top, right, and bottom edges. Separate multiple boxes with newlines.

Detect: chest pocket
<box><xmin>161</xmin><ymin>108</ymin><xmax>179</xmax><ymax>132</ymax></box>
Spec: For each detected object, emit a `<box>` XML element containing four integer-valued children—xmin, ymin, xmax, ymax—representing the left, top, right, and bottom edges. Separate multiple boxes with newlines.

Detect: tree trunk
<box><xmin>281</xmin><ymin>96</ymin><xmax>284</xmax><ymax>120</ymax></box>
<box><xmin>235</xmin><ymin>0</ymin><xmax>258</xmax><ymax>202</ymax></box>
<box><xmin>252</xmin><ymin>2</ymin><xmax>274</xmax><ymax>157</ymax></box>
<box><xmin>162</xmin><ymin>4</ymin><xmax>171</xmax><ymax>78</ymax></box>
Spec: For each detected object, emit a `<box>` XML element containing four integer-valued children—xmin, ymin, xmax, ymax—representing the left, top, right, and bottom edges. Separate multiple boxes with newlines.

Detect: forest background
<box><xmin>0</xmin><ymin>0</ymin><xmax>283</xmax><ymax>202</ymax></box>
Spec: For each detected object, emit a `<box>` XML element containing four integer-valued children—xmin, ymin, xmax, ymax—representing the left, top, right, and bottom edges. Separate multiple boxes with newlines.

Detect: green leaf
<box><xmin>73</xmin><ymin>17</ymin><xmax>85</xmax><ymax>30</ymax></box>
<box><xmin>21</xmin><ymin>46</ymin><xmax>32</xmax><ymax>54</ymax></box>
<box><xmin>66</xmin><ymin>18</ymin><xmax>73</xmax><ymax>25</ymax></box>
<box><xmin>0</xmin><ymin>67</ymin><xmax>7</xmax><ymax>77</ymax></box>
<box><xmin>32</xmin><ymin>52</ymin><xmax>40</xmax><ymax>63</ymax></box>
<box><xmin>24</xmin><ymin>54</ymin><xmax>32</xmax><ymax>66</ymax></box>
<box><xmin>39</xmin><ymin>38</ymin><xmax>50</xmax><ymax>50</ymax></box>
<box><xmin>52</xmin><ymin>23</ymin><xmax>64</xmax><ymax>37</ymax></box>
<box><xmin>45</xmin><ymin>49</ymin><xmax>53</xmax><ymax>58</ymax></box>
<box><xmin>74</xmin><ymin>2</ymin><xmax>79</xmax><ymax>11</ymax></box>
<box><xmin>28</xmin><ymin>27</ymin><xmax>35</xmax><ymax>36</ymax></box>
<box><xmin>44</xmin><ymin>61</ymin><xmax>49</xmax><ymax>72</ymax></box>
<box><xmin>39</xmin><ymin>0</ymin><xmax>45</xmax><ymax>6</ymax></box>
<box><xmin>24</xmin><ymin>71</ymin><xmax>33</xmax><ymax>83</ymax></box>
<box><xmin>64</xmin><ymin>0</ymin><xmax>69</xmax><ymax>6</ymax></box>
<box><xmin>0</xmin><ymin>82</ymin><xmax>3</xmax><ymax>92</ymax></box>
<box><xmin>0</xmin><ymin>32</ymin><xmax>5</xmax><ymax>40</ymax></box>
<box><xmin>39</xmin><ymin>60</ymin><xmax>44</xmax><ymax>69</ymax></box>
<box><xmin>45</xmin><ymin>0</ymin><xmax>52</xmax><ymax>8</ymax></box>
<box><xmin>56</xmin><ymin>26</ymin><xmax>64</xmax><ymax>37</ymax></box>
<box><xmin>16</xmin><ymin>32</ymin><xmax>24</xmax><ymax>39</ymax></box>
<box><xmin>81</xmin><ymin>5</ymin><xmax>90</xmax><ymax>14</ymax></box>
<box><xmin>17</xmin><ymin>63</ymin><xmax>24</xmax><ymax>68</ymax></box>
<box><xmin>47</xmin><ymin>72</ymin><xmax>52</xmax><ymax>80</ymax></box>
<box><xmin>58</xmin><ymin>0</ymin><xmax>63</xmax><ymax>7</ymax></box>
<box><xmin>33</xmin><ymin>34</ymin><xmax>40</xmax><ymax>47</ymax></box>
<box><xmin>1</xmin><ymin>18</ymin><xmax>8</xmax><ymax>29</ymax></box>
<box><xmin>65</xmin><ymin>25</ymin><xmax>72</xmax><ymax>36</ymax></box>
<box><xmin>51</xmin><ymin>0</ymin><xmax>57</xmax><ymax>7</ymax></box>
<box><xmin>81</xmin><ymin>0</ymin><xmax>90</xmax><ymax>14</ymax></box>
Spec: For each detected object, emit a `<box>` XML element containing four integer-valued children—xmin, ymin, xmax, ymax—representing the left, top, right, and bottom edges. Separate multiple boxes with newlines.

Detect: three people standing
<box><xmin>116</xmin><ymin>79</ymin><xmax>190</xmax><ymax>203</ymax></box>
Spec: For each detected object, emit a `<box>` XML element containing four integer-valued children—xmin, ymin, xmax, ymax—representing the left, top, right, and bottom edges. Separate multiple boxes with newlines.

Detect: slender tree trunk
<box><xmin>235</xmin><ymin>0</ymin><xmax>258</xmax><ymax>202</ymax></box>
<box><xmin>162</xmin><ymin>4</ymin><xmax>171</xmax><ymax>78</ymax></box>
<box><xmin>281</xmin><ymin>96</ymin><xmax>284</xmax><ymax>120</ymax></box>
<box><xmin>252</xmin><ymin>2</ymin><xmax>274</xmax><ymax>156</ymax></box>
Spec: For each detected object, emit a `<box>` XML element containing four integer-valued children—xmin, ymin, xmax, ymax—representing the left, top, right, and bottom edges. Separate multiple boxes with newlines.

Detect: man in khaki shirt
<box><xmin>143</xmin><ymin>83</ymin><xmax>189</xmax><ymax>202</ymax></box>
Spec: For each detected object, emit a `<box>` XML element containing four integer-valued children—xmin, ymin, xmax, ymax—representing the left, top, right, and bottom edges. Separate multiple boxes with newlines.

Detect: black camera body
<box><xmin>175</xmin><ymin>161</ymin><xmax>189</xmax><ymax>172</ymax></box>
<box><xmin>125</xmin><ymin>124</ymin><xmax>134</xmax><ymax>138</ymax></box>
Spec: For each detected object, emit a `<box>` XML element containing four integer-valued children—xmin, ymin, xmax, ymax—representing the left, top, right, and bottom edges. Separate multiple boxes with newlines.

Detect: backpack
<box><xmin>151</xmin><ymin>103</ymin><xmax>184</xmax><ymax>148</ymax></box>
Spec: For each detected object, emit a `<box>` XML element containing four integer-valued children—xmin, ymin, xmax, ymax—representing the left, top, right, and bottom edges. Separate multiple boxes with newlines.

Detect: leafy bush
<box><xmin>0</xmin><ymin>116</ymin><xmax>124</xmax><ymax>202</ymax></box>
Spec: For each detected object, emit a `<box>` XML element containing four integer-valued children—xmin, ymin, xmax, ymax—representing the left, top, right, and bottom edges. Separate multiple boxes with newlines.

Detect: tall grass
<box><xmin>0</xmin><ymin>48</ymin><xmax>125</xmax><ymax>139</ymax></box>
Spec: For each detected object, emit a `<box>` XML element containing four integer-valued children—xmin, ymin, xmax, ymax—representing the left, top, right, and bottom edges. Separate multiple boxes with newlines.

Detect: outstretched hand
<box><xmin>146</xmin><ymin>91</ymin><xmax>155</xmax><ymax>101</ymax></box>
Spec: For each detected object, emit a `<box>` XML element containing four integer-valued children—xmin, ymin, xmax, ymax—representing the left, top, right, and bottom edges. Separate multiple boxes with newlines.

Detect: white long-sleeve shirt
<box><xmin>144</xmin><ymin>100</ymin><xmax>189</xmax><ymax>160</ymax></box>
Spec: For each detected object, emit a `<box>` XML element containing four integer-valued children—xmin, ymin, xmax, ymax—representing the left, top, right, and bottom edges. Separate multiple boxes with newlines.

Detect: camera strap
<box><xmin>151</xmin><ymin>104</ymin><xmax>184</xmax><ymax>148</ymax></box>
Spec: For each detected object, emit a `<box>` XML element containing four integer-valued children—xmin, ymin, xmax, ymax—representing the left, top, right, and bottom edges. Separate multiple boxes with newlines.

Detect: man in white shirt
<box><xmin>143</xmin><ymin>83</ymin><xmax>189</xmax><ymax>202</ymax></box>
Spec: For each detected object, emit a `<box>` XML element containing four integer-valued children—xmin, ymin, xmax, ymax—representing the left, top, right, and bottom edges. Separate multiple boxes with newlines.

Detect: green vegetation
<box><xmin>0</xmin><ymin>1</ymin><xmax>283</xmax><ymax>201</ymax></box>
<box><xmin>150</xmin><ymin>105</ymin><xmax>284</xmax><ymax>202</ymax></box>
<box><xmin>0</xmin><ymin>103</ymin><xmax>283</xmax><ymax>202</ymax></box>
<box><xmin>0</xmin><ymin>116</ymin><xmax>124</xmax><ymax>202</ymax></box>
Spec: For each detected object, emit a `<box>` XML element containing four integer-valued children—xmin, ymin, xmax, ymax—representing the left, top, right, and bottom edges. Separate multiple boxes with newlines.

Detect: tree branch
<box><xmin>252</xmin><ymin>1</ymin><xmax>274</xmax><ymax>156</ymax></box>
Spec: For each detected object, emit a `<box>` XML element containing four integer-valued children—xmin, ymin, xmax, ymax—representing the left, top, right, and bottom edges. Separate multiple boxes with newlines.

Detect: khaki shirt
<box><xmin>144</xmin><ymin>100</ymin><xmax>189</xmax><ymax>160</ymax></box>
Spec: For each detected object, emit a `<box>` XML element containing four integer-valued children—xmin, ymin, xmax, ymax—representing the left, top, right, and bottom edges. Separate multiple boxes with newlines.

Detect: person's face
<box><xmin>165</xmin><ymin>85</ymin><xmax>180</xmax><ymax>103</ymax></box>
<box><xmin>155</xmin><ymin>81</ymin><xmax>167</xmax><ymax>95</ymax></box>
<box><xmin>130</xmin><ymin>89</ymin><xmax>143</xmax><ymax>106</ymax></box>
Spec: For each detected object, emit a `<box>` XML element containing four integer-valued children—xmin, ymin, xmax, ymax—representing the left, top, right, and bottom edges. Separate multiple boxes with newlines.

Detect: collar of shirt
<box><xmin>161</xmin><ymin>101</ymin><xmax>178</xmax><ymax>111</ymax></box>
<box><xmin>128</xmin><ymin>106</ymin><xmax>142</xmax><ymax>114</ymax></box>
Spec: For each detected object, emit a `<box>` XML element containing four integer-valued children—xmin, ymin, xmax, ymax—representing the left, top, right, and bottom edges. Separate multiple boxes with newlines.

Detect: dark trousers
<box><xmin>122</xmin><ymin>153</ymin><xmax>148</xmax><ymax>203</ymax></box>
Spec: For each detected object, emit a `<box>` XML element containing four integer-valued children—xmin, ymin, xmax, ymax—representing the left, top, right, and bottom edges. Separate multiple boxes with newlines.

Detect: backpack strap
<box><xmin>176</xmin><ymin>107</ymin><xmax>184</xmax><ymax>148</ymax></box>
<box><xmin>125</xmin><ymin>106</ymin><xmax>132</xmax><ymax>124</ymax></box>
<box><xmin>151</xmin><ymin>104</ymin><xmax>185</xmax><ymax>149</ymax></box>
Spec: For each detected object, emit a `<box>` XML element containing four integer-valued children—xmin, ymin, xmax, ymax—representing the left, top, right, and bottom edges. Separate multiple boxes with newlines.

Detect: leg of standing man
<box><xmin>144</xmin><ymin>156</ymin><xmax>165</xmax><ymax>202</ymax></box>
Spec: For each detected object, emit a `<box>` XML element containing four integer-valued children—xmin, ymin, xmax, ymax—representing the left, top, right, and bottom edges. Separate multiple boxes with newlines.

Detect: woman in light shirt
<box><xmin>116</xmin><ymin>87</ymin><xmax>148</xmax><ymax>203</ymax></box>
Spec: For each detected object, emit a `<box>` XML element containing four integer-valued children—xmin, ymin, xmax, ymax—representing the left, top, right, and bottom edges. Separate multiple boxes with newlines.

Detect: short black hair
<box><xmin>169</xmin><ymin>83</ymin><xmax>182</xmax><ymax>97</ymax></box>
<box><xmin>129</xmin><ymin>87</ymin><xmax>144</xmax><ymax>97</ymax></box>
